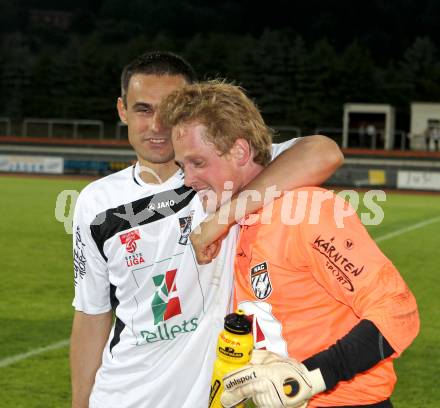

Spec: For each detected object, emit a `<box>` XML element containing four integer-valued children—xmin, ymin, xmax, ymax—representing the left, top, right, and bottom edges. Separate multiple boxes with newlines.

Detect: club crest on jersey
<box><xmin>250</xmin><ymin>261</ymin><xmax>272</xmax><ymax>300</ymax></box>
<box><xmin>178</xmin><ymin>210</ymin><xmax>194</xmax><ymax>245</ymax></box>
<box><xmin>119</xmin><ymin>229</ymin><xmax>141</xmax><ymax>253</ymax></box>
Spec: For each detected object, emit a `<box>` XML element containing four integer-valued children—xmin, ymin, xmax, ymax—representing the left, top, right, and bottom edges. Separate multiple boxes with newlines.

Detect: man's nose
<box><xmin>183</xmin><ymin>169</ymin><xmax>197</xmax><ymax>189</ymax></box>
<box><xmin>151</xmin><ymin>112</ymin><xmax>164</xmax><ymax>133</ymax></box>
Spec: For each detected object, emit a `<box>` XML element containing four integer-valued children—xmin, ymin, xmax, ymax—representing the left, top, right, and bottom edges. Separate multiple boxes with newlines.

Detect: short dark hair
<box><xmin>120</xmin><ymin>51</ymin><xmax>197</xmax><ymax>106</ymax></box>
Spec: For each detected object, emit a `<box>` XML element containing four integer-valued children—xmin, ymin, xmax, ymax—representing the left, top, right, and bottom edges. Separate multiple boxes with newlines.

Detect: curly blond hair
<box><xmin>157</xmin><ymin>80</ymin><xmax>272</xmax><ymax>166</ymax></box>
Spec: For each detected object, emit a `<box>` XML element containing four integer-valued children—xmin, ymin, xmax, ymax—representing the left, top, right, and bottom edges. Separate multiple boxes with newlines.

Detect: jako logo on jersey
<box><xmin>250</xmin><ymin>261</ymin><xmax>272</xmax><ymax>300</ymax></box>
<box><xmin>119</xmin><ymin>229</ymin><xmax>141</xmax><ymax>253</ymax></box>
<box><xmin>147</xmin><ymin>199</ymin><xmax>176</xmax><ymax>211</ymax></box>
<box><xmin>151</xmin><ymin>269</ymin><xmax>182</xmax><ymax>325</ymax></box>
<box><xmin>178</xmin><ymin>210</ymin><xmax>194</xmax><ymax>245</ymax></box>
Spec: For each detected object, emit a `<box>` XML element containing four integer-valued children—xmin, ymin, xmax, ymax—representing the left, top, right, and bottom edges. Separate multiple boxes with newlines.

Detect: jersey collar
<box><xmin>132</xmin><ymin>162</ymin><xmax>184</xmax><ymax>188</ymax></box>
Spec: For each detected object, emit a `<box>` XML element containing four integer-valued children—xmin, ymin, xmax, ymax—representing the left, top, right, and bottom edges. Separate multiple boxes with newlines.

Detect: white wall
<box><xmin>410</xmin><ymin>103</ymin><xmax>440</xmax><ymax>150</ymax></box>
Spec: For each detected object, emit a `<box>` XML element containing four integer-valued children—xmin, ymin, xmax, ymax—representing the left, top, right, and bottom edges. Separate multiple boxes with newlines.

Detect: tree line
<box><xmin>0</xmin><ymin>29</ymin><xmax>439</xmax><ymax>135</ymax></box>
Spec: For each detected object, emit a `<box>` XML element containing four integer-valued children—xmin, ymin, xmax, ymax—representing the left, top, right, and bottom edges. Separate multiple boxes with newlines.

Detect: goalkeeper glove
<box><xmin>221</xmin><ymin>350</ymin><xmax>326</xmax><ymax>408</ymax></box>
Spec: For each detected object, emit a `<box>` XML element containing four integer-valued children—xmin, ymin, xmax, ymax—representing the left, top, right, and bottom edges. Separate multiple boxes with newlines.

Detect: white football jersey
<box><xmin>72</xmin><ymin>140</ymin><xmax>297</xmax><ymax>408</ymax></box>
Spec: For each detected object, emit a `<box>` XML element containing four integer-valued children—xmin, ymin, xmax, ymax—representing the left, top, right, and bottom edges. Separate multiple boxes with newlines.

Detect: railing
<box><xmin>396</xmin><ymin>130</ymin><xmax>408</xmax><ymax>150</ymax></box>
<box><xmin>21</xmin><ymin>118</ymin><xmax>104</xmax><ymax>139</ymax></box>
<box><xmin>0</xmin><ymin>118</ymin><xmax>416</xmax><ymax>151</ymax></box>
<box><xmin>115</xmin><ymin>121</ymin><xmax>128</xmax><ymax>140</ymax></box>
<box><xmin>272</xmin><ymin>126</ymin><xmax>301</xmax><ymax>140</ymax></box>
<box><xmin>0</xmin><ymin>117</ymin><xmax>12</xmax><ymax>136</ymax></box>
<box><xmin>315</xmin><ymin>127</ymin><xmax>409</xmax><ymax>150</ymax></box>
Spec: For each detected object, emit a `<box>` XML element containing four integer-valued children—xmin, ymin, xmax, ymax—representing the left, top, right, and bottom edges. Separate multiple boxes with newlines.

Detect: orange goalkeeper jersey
<box><xmin>234</xmin><ymin>187</ymin><xmax>419</xmax><ymax>407</ymax></box>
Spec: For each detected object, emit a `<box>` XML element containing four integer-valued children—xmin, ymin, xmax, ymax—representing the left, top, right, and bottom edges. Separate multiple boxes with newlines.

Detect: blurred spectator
<box><xmin>423</xmin><ymin>125</ymin><xmax>440</xmax><ymax>151</ymax></box>
<box><xmin>366</xmin><ymin>124</ymin><xmax>377</xmax><ymax>149</ymax></box>
<box><xmin>424</xmin><ymin>126</ymin><xmax>431</xmax><ymax>151</ymax></box>
<box><xmin>358</xmin><ymin>122</ymin><xmax>366</xmax><ymax>147</ymax></box>
<box><xmin>432</xmin><ymin>126</ymin><xmax>440</xmax><ymax>151</ymax></box>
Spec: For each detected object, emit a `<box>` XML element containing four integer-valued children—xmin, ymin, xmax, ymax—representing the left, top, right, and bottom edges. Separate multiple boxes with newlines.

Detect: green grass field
<box><xmin>0</xmin><ymin>175</ymin><xmax>439</xmax><ymax>407</ymax></box>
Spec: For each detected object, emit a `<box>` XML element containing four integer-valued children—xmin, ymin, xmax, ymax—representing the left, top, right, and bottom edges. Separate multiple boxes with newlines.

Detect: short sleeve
<box><xmin>72</xmin><ymin>190</ymin><xmax>111</xmax><ymax>314</ymax></box>
<box><xmin>271</xmin><ymin>138</ymin><xmax>300</xmax><ymax>160</ymax></box>
<box><xmin>297</xmin><ymin>188</ymin><xmax>419</xmax><ymax>355</ymax></box>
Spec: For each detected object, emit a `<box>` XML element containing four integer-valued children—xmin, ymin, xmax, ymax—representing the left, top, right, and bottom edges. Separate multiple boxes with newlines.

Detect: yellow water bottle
<box><xmin>209</xmin><ymin>309</ymin><xmax>253</xmax><ymax>408</ymax></box>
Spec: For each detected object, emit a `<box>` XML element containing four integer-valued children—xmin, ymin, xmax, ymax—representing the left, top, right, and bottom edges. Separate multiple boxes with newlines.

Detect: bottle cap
<box><xmin>224</xmin><ymin>309</ymin><xmax>251</xmax><ymax>334</ymax></box>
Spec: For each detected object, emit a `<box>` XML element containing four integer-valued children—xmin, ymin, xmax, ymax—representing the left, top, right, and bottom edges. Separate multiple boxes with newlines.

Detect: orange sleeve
<box><xmin>296</xmin><ymin>188</ymin><xmax>420</xmax><ymax>355</ymax></box>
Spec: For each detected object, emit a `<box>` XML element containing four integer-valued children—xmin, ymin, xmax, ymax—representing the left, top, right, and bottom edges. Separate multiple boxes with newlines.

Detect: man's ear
<box><xmin>231</xmin><ymin>138</ymin><xmax>252</xmax><ymax>166</ymax></box>
<box><xmin>117</xmin><ymin>97</ymin><xmax>127</xmax><ymax>124</ymax></box>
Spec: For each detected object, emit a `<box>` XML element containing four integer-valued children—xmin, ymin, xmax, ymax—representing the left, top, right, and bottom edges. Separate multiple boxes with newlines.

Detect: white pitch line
<box><xmin>0</xmin><ymin>339</ymin><xmax>70</xmax><ymax>368</ymax></box>
<box><xmin>1</xmin><ymin>217</ymin><xmax>439</xmax><ymax>368</ymax></box>
<box><xmin>375</xmin><ymin>215</ymin><xmax>440</xmax><ymax>243</ymax></box>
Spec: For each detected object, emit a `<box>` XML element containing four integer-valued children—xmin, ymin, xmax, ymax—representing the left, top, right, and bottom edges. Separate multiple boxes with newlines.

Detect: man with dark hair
<box><xmin>70</xmin><ymin>51</ymin><xmax>344</xmax><ymax>408</ymax></box>
<box><xmin>120</xmin><ymin>51</ymin><xmax>197</xmax><ymax>107</ymax></box>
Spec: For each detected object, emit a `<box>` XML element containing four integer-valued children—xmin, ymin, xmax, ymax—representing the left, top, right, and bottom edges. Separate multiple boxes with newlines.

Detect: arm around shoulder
<box><xmin>188</xmin><ymin>135</ymin><xmax>344</xmax><ymax>264</ymax></box>
<box><xmin>226</xmin><ymin>134</ymin><xmax>344</xmax><ymax>220</ymax></box>
<box><xmin>275</xmin><ymin>135</ymin><xmax>344</xmax><ymax>189</ymax></box>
